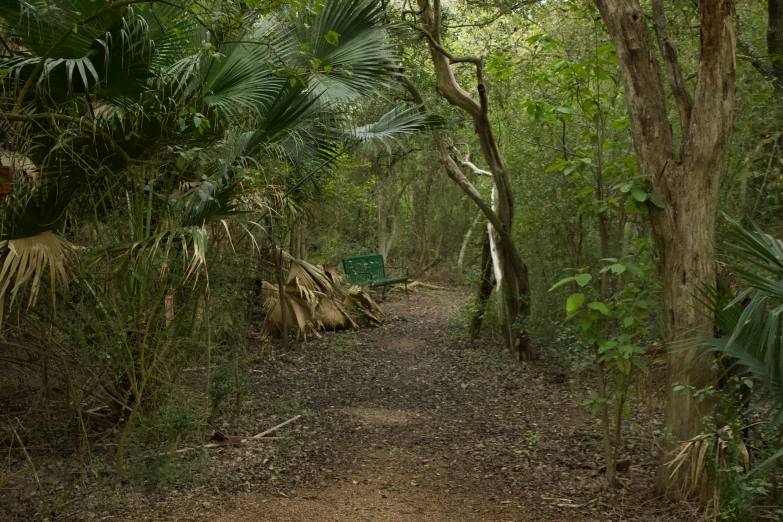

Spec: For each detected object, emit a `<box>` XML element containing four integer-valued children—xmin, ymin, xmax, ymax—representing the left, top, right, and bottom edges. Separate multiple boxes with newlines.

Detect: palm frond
<box><xmin>200</xmin><ymin>21</ymin><xmax>288</xmax><ymax>122</ymax></box>
<box><xmin>294</xmin><ymin>0</ymin><xmax>397</xmax><ymax>104</ymax></box>
<box><xmin>340</xmin><ymin>105</ymin><xmax>442</xmax><ymax>150</ymax></box>
<box><xmin>699</xmin><ymin>217</ymin><xmax>783</xmax><ymax>415</ymax></box>
<box><xmin>0</xmin><ymin>230</ymin><xmax>69</xmax><ymax>326</ymax></box>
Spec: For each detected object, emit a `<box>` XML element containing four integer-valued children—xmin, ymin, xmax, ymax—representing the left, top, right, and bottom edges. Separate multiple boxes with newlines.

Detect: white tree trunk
<box><xmin>488</xmin><ymin>187</ymin><xmax>505</xmax><ymax>325</ymax></box>
<box><xmin>457</xmin><ymin>212</ymin><xmax>481</xmax><ymax>280</ymax></box>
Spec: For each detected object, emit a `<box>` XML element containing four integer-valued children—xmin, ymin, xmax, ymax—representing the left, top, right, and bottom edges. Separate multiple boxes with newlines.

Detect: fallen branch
<box><xmin>173</xmin><ymin>415</ymin><xmax>303</xmax><ymax>454</ymax></box>
<box><xmin>204</xmin><ymin>436</ymin><xmax>282</xmax><ymax>449</ymax></box>
<box><xmin>249</xmin><ymin>415</ymin><xmax>302</xmax><ymax>439</ymax></box>
<box><xmin>408</xmin><ymin>281</ymin><xmax>448</xmax><ymax>291</ymax></box>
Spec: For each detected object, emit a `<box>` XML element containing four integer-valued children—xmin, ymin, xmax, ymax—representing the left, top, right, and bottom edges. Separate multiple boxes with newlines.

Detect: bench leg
<box><xmin>404</xmin><ymin>281</ymin><xmax>408</xmax><ymax>297</ymax></box>
<box><xmin>382</xmin><ymin>285</ymin><xmax>388</xmax><ymax>301</ymax></box>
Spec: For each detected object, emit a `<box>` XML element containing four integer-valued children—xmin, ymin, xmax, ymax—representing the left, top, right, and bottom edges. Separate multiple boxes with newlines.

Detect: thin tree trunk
<box><xmin>275</xmin><ymin>247</ymin><xmax>289</xmax><ymax>349</ymax></box>
<box><xmin>596</xmin><ymin>359</ymin><xmax>617</xmax><ymax>488</ymax></box>
<box><xmin>457</xmin><ymin>211</ymin><xmax>481</xmax><ymax>281</ymax></box>
<box><xmin>379</xmin><ymin>191</ymin><xmax>388</xmax><ymax>262</ymax></box>
<box><xmin>471</xmin><ymin>227</ymin><xmax>495</xmax><ymax>336</ymax></box>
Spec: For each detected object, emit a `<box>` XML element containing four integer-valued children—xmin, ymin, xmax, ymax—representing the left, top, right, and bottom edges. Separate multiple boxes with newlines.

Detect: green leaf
<box><xmin>557</xmin><ymin>106</ymin><xmax>574</xmax><ymax>114</ymax></box>
<box><xmin>623</xmin><ymin>316</ymin><xmax>634</xmax><ymax>327</ymax></box>
<box><xmin>588</xmin><ymin>301</ymin><xmax>609</xmax><ymax>315</ymax></box>
<box><xmin>325</xmin><ymin>30</ymin><xmax>340</xmax><ymax>45</ymax></box>
<box><xmin>625</xmin><ymin>262</ymin><xmax>644</xmax><ymax>277</ymax></box>
<box><xmin>630</xmin><ymin>186</ymin><xmax>648</xmax><ymax>202</ymax></box>
<box><xmin>620</xmin><ymin>344</ymin><xmax>645</xmax><ymax>355</ymax></box>
<box><xmin>574</xmin><ymin>273</ymin><xmax>592</xmax><ymax>287</ymax></box>
<box><xmin>617</xmin><ymin>357</ymin><xmax>631</xmax><ymax>374</ymax></box>
<box><xmin>743</xmin><ymin>379</ymin><xmax>754</xmax><ymax>389</ymax></box>
<box><xmin>598</xmin><ymin>340</ymin><xmax>617</xmax><ymax>353</ymax></box>
<box><xmin>636</xmin><ymin>300</ymin><xmax>648</xmax><ymax>309</ymax></box>
<box><xmin>610</xmin><ymin>263</ymin><xmax>626</xmax><ymax>274</ymax></box>
<box><xmin>566</xmin><ymin>293</ymin><xmax>585</xmax><ymax>315</ymax></box>
<box><xmin>580</xmin><ymin>317</ymin><xmax>593</xmax><ymax>331</ymax></box>
<box><xmin>650</xmin><ymin>192</ymin><xmax>665</xmax><ymax>208</ymax></box>
<box><xmin>549</xmin><ymin>276</ymin><xmax>575</xmax><ymax>291</ymax></box>
<box><xmin>631</xmin><ymin>357</ymin><xmax>649</xmax><ymax>375</ymax></box>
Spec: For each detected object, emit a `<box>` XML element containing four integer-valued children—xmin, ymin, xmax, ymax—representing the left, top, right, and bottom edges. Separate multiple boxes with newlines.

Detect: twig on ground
<box><xmin>172</xmin><ymin>415</ymin><xmax>302</xmax><ymax>454</ymax></box>
<box><xmin>249</xmin><ymin>414</ymin><xmax>302</xmax><ymax>439</ymax></box>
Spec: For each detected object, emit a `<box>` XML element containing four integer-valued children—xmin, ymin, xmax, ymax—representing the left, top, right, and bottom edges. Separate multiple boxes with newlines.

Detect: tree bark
<box><xmin>769</xmin><ymin>0</ymin><xmax>783</xmax><ymax>85</ymax></box>
<box><xmin>413</xmin><ymin>0</ymin><xmax>531</xmax><ymax>360</ymax></box>
<box><xmin>594</xmin><ymin>0</ymin><xmax>736</xmax><ymax>495</ymax></box>
<box><xmin>457</xmin><ymin>211</ymin><xmax>481</xmax><ymax>281</ymax></box>
<box><xmin>470</xmin><ymin>227</ymin><xmax>495</xmax><ymax>337</ymax></box>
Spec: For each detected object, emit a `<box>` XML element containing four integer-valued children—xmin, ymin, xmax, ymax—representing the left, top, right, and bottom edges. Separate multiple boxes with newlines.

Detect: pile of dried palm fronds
<box><xmin>666</xmin><ymin>425</ymin><xmax>750</xmax><ymax>512</ymax></box>
<box><xmin>258</xmin><ymin>252</ymin><xmax>382</xmax><ymax>340</ymax></box>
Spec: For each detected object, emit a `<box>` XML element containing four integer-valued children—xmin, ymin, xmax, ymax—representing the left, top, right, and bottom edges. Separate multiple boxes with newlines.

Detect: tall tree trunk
<box><xmin>412</xmin><ymin>0</ymin><xmax>532</xmax><ymax>360</ymax></box>
<box><xmin>595</xmin><ymin>0</ymin><xmax>737</xmax><ymax>495</ymax></box>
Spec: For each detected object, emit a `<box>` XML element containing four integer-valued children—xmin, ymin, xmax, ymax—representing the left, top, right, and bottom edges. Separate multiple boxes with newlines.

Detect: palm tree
<box><xmin>0</xmin><ymin>0</ymin><xmax>436</xmax><ymax>317</ymax></box>
<box><xmin>700</xmin><ymin>217</ymin><xmax>783</xmax><ymax>414</ymax></box>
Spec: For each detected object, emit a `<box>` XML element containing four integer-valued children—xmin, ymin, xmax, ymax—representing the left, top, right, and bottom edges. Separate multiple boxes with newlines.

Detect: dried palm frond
<box><xmin>666</xmin><ymin>425</ymin><xmax>749</xmax><ymax>512</ymax></box>
<box><xmin>344</xmin><ymin>286</ymin><xmax>382</xmax><ymax>325</ymax></box>
<box><xmin>260</xmin><ymin>280</ymin><xmax>323</xmax><ymax>341</ymax></box>
<box><xmin>321</xmin><ymin>262</ymin><xmax>345</xmax><ymax>287</ymax></box>
<box><xmin>259</xmin><ymin>253</ymin><xmax>381</xmax><ymax>340</ymax></box>
<box><xmin>0</xmin><ymin>231</ymin><xmax>70</xmax><ymax>325</ymax></box>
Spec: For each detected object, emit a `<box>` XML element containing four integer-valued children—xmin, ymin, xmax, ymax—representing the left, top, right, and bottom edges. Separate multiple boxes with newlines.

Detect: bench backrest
<box><xmin>342</xmin><ymin>254</ymin><xmax>386</xmax><ymax>286</ymax></box>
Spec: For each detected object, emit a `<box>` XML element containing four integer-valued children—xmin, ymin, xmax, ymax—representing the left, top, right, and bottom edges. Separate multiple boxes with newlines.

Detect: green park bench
<box><xmin>342</xmin><ymin>254</ymin><xmax>408</xmax><ymax>299</ymax></box>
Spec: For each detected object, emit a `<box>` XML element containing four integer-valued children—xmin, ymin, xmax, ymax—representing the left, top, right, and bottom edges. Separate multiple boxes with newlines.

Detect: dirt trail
<box><xmin>104</xmin><ymin>288</ymin><xmax>672</xmax><ymax>521</ymax></box>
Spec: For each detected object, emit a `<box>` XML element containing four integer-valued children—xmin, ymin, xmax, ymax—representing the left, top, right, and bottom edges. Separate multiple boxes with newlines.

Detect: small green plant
<box><xmin>550</xmin><ymin>249</ymin><xmax>657</xmax><ymax>488</ymax></box>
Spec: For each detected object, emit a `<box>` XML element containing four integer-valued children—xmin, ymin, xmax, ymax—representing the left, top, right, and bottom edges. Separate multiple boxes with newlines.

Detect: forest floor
<box><xmin>13</xmin><ymin>286</ymin><xmax>692</xmax><ymax>521</ymax></box>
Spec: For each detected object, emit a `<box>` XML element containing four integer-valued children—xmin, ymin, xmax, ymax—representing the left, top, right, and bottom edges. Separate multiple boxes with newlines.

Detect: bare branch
<box><xmin>651</xmin><ymin>0</ymin><xmax>693</xmax><ymax>133</ymax></box>
<box><xmin>411</xmin><ymin>25</ymin><xmax>484</xmax><ymax>82</ymax></box>
<box><xmin>398</xmin><ymin>75</ymin><xmax>526</xmax><ymax>282</ymax></box>
<box><xmin>414</xmin><ymin>0</ymin><xmax>481</xmax><ymax>117</ymax></box>
<box><xmin>457</xmin><ymin>158</ymin><xmax>492</xmax><ymax>177</ymax></box>
<box><xmin>738</xmin><ymin>37</ymin><xmax>782</xmax><ymax>92</ymax></box>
